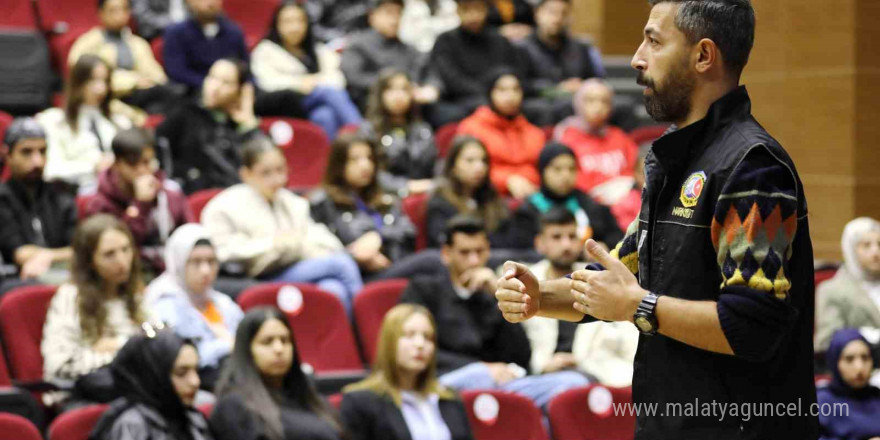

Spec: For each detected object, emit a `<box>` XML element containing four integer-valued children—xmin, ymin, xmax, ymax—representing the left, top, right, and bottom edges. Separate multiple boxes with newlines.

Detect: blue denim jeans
<box><xmin>303</xmin><ymin>87</ymin><xmax>363</xmax><ymax>139</ymax></box>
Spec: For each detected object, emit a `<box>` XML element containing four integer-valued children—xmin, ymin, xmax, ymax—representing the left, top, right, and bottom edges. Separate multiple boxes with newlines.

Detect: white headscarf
<box><xmin>841</xmin><ymin>217</ymin><xmax>880</xmax><ymax>283</ymax></box>
<box><xmin>145</xmin><ymin>223</ymin><xmax>216</xmax><ymax>305</ymax></box>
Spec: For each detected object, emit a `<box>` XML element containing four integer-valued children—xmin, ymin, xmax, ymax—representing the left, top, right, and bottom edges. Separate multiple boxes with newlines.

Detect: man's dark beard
<box><xmin>637</xmin><ymin>59</ymin><xmax>695</xmax><ymax>124</ymax></box>
<box><xmin>549</xmin><ymin>255</ymin><xmax>577</xmax><ymax>272</ymax></box>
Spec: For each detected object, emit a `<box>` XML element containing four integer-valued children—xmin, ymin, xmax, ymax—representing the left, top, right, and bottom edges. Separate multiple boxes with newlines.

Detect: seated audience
<box><xmin>252</xmin><ymin>1</ymin><xmax>362</xmax><ymax>139</ymax></box>
<box><xmin>341</xmin><ymin>0</ymin><xmax>440</xmax><ymax>110</ymax></box>
<box><xmin>68</xmin><ymin>0</ymin><xmax>181</xmax><ymax>114</ymax></box>
<box><xmin>554</xmin><ymin>79</ymin><xmax>639</xmax><ymax>204</ymax></box>
<box><xmin>341</xmin><ymin>304</ymin><xmax>474</xmax><ymax>440</ymax></box>
<box><xmin>400</xmin><ymin>216</ymin><xmax>588</xmax><ymax>408</ymax></box>
<box><xmin>211</xmin><ymin>307</ymin><xmax>348</xmax><ymax>440</ymax></box>
<box><xmin>311</xmin><ymin>133</ymin><xmax>440</xmax><ymax>281</ymax></box>
<box><xmin>37</xmin><ymin>55</ymin><xmax>144</xmax><ymax>190</ymax></box>
<box><xmin>816</xmin><ymin>328</ymin><xmax>880</xmax><ymax>440</ymax></box>
<box><xmin>156</xmin><ymin>58</ymin><xmax>263</xmax><ymax>194</ymax></box>
<box><xmin>0</xmin><ymin>118</ymin><xmax>76</xmax><ymax>291</ymax></box>
<box><xmin>162</xmin><ymin>0</ymin><xmax>306</xmax><ymax>118</ymax></box>
<box><xmin>362</xmin><ymin>69</ymin><xmax>437</xmax><ymax>197</ymax></box>
<box><xmin>426</xmin><ymin>0</ymin><xmax>522</xmax><ymax>126</ymax></box>
<box><xmin>508</xmin><ymin>142</ymin><xmax>622</xmax><ymax>250</ymax></box>
<box><xmin>611</xmin><ymin>146</ymin><xmax>646</xmax><ymax>231</ymax></box>
<box><xmin>521</xmin><ymin>208</ymin><xmax>637</xmax><ymax>386</ymax></box>
<box><xmin>518</xmin><ymin>0</ymin><xmax>604</xmax><ymax>126</ymax></box>
<box><xmin>131</xmin><ymin>0</ymin><xmax>189</xmax><ymax>40</ymax></box>
<box><xmin>145</xmin><ymin>224</ymin><xmax>243</xmax><ymax>389</ymax></box>
<box><xmin>201</xmin><ymin>137</ymin><xmax>363</xmax><ymax>314</ymax></box>
<box><xmin>399</xmin><ymin>0</ymin><xmax>460</xmax><ymax>53</ymax></box>
<box><xmin>41</xmin><ymin>215</ymin><xmax>147</xmax><ymax>403</ymax></box>
<box><xmin>458</xmin><ymin>70</ymin><xmax>544</xmax><ymax>199</ymax></box>
<box><xmin>816</xmin><ymin>217</ymin><xmax>880</xmax><ymax>352</ymax></box>
<box><xmin>426</xmin><ymin>136</ymin><xmax>511</xmax><ymax>248</ymax></box>
<box><xmin>84</xmin><ymin>128</ymin><xmax>193</xmax><ymax>272</ymax></box>
<box><xmin>89</xmin><ymin>331</ymin><xmax>212</xmax><ymax>440</ymax></box>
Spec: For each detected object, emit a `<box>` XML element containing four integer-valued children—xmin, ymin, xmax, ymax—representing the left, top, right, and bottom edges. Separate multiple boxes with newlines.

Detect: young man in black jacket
<box><xmin>0</xmin><ymin>118</ymin><xmax>77</xmax><ymax>294</ymax></box>
<box><xmin>401</xmin><ymin>215</ymin><xmax>587</xmax><ymax>408</ymax></box>
<box><xmin>497</xmin><ymin>1</ymin><xmax>820</xmax><ymax>439</ymax></box>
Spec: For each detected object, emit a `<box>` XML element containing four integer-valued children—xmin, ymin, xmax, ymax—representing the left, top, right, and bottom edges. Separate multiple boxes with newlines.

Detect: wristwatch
<box><xmin>633</xmin><ymin>292</ymin><xmax>660</xmax><ymax>335</ymax></box>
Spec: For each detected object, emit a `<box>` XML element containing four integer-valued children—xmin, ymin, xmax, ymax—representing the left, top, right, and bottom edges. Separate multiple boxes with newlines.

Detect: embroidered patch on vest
<box><xmin>680</xmin><ymin>171</ymin><xmax>707</xmax><ymax>208</ymax></box>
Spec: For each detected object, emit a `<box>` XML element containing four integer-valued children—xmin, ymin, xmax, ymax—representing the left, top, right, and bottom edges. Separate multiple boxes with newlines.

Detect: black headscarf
<box><xmin>484</xmin><ymin>67</ymin><xmax>523</xmax><ymax>119</ymax></box>
<box><xmin>826</xmin><ymin>328</ymin><xmax>880</xmax><ymax>399</ymax></box>
<box><xmin>537</xmin><ymin>141</ymin><xmax>578</xmax><ymax>202</ymax></box>
<box><xmin>91</xmin><ymin>331</ymin><xmax>197</xmax><ymax>440</ymax></box>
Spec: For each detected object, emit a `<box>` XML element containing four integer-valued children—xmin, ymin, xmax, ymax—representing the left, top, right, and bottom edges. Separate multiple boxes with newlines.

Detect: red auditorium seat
<box><xmin>0</xmin><ymin>110</ymin><xmax>12</xmax><ymax>181</ymax></box>
<box><xmin>814</xmin><ymin>264</ymin><xmax>838</xmax><ymax>289</ymax></box>
<box><xmin>402</xmin><ymin>193</ymin><xmax>430</xmax><ymax>251</ymax></box>
<box><xmin>461</xmin><ymin>390</ymin><xmax>548</xmax><ymax>440</ymax></box>
<box><xmin>198</xmin><ymin>403</ymin><xmax>214</xmax><ymax>418</ymax></box>
<box><xmin>76</xmin><ymin>193</ymin><xmax>98</xmax><ymax>221</ymax></box>
<box><xmin>352</xmin><ymin>279</ymin><xmax>409</xmax><ymax>364</ymax></box>
<box><xmin>150</xmin><ymin>37</ymin><xmax>164</xmax><ymax>67</ymax></box>
<box><xmin>260</xmin><ymin>118</ymin><xmax>330</xmax><ymax>190</ymax></box>
<box><xmin>36</xmin><ymin>0</ymin><xmax>100</xmax><ymax>71</ymax></box>
<box><xmin>223</xmin><ymin>0</ymin><xmax>281</xmax><ymax>49</ymax></box>
<box><xmin>0</xmin><ymin>413</ymin><xmax>42</xmax><ymax>440</ymax></box>
<box><xmin>187</xmin><ymin>188</ymin><xmax>224</xmax><ymax>222</ymax></box>
<box><xmin>547</xmin><ymin>384</ymin><xmax>635</xmax><ymax>440</ymax></box>
<box><xmin>327</xmin><ymin>393</ymin><xmax>343</xmax><ymax>409</ymax></box>
<box><xmin>237</xmin><ymin>283</ymin><xmax>365</xmax><ymax>373</ymax></box>
<box><xmin>542</xmin><ymin>125</ymin><xmax>554</xmax><ymax>140</ymax></box>
<box><xmin>48</xmin><ymin>403</ymin><xmax>109</xmax><ymax>440</ymax></box>
<box><xmin>628</xmin><ymin>124</ymin><xmax>670</xmax><ymax>146</ymax></box>
<box><xmin>435</xmin><ymin>122</ymin><xmax>460</xmax><ymax>158</ymax></box>
<box><xmin>144</xmin><ymin>114</ymin><xmax>166</xmax><ymax>130</ymax></box>
<box><xmin>0</xmin><ymin>285</ymin><xmax>57</xmax><ymax>382</ymax></box>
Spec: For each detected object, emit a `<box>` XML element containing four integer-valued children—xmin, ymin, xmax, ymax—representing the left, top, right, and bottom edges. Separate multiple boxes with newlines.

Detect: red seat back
<box><xmin>435</xmin><ymin>122</ymin><xmax>460</xmax><ymax>158</ymax></box>
<box><xmin>0</xmin><ymin>0</ymin><xmax>37</xmax><ymax>29</ymax></box>
<box><xmin>462</xmin><ymin>390</ymin><xmax>548</xmax><ymax>440</ymax></box>
<box><xmin>237</xmin><ymin>283</ymin><xmax>364</xmax><ymax>372</ymax></box>
<box><xmin>352</xmin><ymin>279</ymin><xmax>408</xmax><ymax>365</ymax></box>
<box><xmin>76</xmin><ymin>194</ymin><xmax>98</xmax><ymax>221</ymax></box>
<box><xmin>48</xmin><ymin>403</ymin><xmax>109</xmax><ymax>440</ymax></box>
<box><xmin>401</xmin><ymin>193</ymin><xmax>430</xmax><ymax>251</ymax></box>
<box><xmin>150</xmin><ymin>36</ymin><xmax>164</xmax><ymax>67</ymax></box>
<box><xmin>0</xmin><ymin>340</ymin><xmax>12</xmax><ymax>387</ymax></box>
<box><xmin>547</xmin><ymin>384</ymin><xmax>635</xmax><ymax>440</ymax></box>
<box><xmin>0</xmin><ymin>413</ymin><xmax>42</xmax><ymax>440</ymax></box>
<box><xmin>814</xmin><ymin>266</ymin><xmax>838</xmax><ymax>289</ymax></box>
<box><xmin>0</xmin><ymin>285</ymin><xmax>57</xmax><ymax>381</ymax></box>
<box><xmin>223</xmin><ymin>0</ymin><xmax>280</xmax><ymax>49</ymax></box>
<box><xmin>327</xmin><ymin>393</ymin><xmax>343</xmax><ymax>409</ymax></box>
<box><xmin>260</xmin><ymin>118</ymin><xmax>330</xmax><ymax>190</ymax></box>
<box><xmin>0</xmin><ymin>110</ymin><xmax>12</xmax><ymax>181</ymax></box>
<box><xmin>37</xmin><ymin>0</ymin><xmax>100</xmax><ymax>72</ymax></box>
<box><xmin>188</xmin><ymin>188</ymin><xmax>224</xmax><ymax>222</ymax></box>
<box><xmin>627</xmin><ymin>124</ymin><xmax>670</xmax><ymax>146</ymax></box>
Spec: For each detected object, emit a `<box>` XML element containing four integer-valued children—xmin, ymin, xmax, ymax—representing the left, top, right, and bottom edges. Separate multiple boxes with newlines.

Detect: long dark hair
<box><xmin>323</xmin><ymin>132</ymin><xmax>386</xmax><ymax>210</ymax></box>
<box><xmin>71</xmin><ymin>214</ymin><xmax>145</xmax><ymax>342</ymax></box>
<box><xmin>365</xmin><ymin>69</ymin><xmax>421</xmax><ymax>134</ymax></box>
<box><xmin>439</xmin><ymin>135</ymin><xmax>507</xmax><ymax>232</ymax></box>
<box><xmin>215</xmin><ymin>307</ymin><xmax>346</xmax><ymax>440</ymax></box>
<box><xmin>65</xmin><ymin>54</ymin><xmax>114</xmax><ymax>129</ymax></box>
<box><xmin>264</xmin><ymin>1</ymin><xmax>319</xmax><ymax>73</ymax></box>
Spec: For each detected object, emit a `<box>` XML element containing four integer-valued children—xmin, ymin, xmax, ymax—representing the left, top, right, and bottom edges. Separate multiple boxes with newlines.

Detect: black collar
<box><xmin>651</xmin><ymin>85</ymin><xmax>752</xmax><ymax>174</ymax></box>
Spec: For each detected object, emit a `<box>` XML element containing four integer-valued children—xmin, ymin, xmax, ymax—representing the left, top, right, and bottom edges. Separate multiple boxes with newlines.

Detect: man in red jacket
<box><xmin>84</xmin><ymin>128</ymin><xmax>193</xmax><ymax>271</ymax></box>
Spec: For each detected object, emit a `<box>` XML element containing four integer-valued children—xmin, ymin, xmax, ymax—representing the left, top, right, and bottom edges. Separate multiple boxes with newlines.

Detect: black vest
<box><xmin>632</xmin><ymin>87</ymin><xmax>818</xmax><ymax>440</ymax></box>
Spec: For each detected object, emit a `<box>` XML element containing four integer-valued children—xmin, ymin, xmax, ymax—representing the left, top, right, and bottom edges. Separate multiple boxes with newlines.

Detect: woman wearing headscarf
<box><xmin>89</xmin><ymin>330</ymin><xmax>212</xmax><ymax>440</ymax></box>
<box><xmin>145</xmin><ymin>224</ymin><xmax>244</xmax><ymax>390</ymax></box>
<box><xmin>815</xmin><ymin>218</ymin><xmax>880</xmax><ymax>352</ymax></box>
<box><xmin>816</xmin><ymin>328</ymin><xmax>880</xmax><ymax>440</ymax></box>
<box><xmin>508</xmin><ymin>142</ymin><xmax>622</xmax><ymax>250</ymax></box>
<box><xmin>552</xmin><ymin>79</ymin><xmax>639</xmax><ymax>205</ymax></box>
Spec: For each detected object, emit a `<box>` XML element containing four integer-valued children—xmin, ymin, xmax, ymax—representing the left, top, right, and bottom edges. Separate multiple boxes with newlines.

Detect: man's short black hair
<box><xmin>111</xmin><ymin>128</ymin><xmax>154</xmax><ymax>165</ymax></box>
<box><xmin>97</xmin><ymin>0</ymin><xmax>128</xmax><ymax>9</ymax></box>
<box><xmin>648</xmin><ymin>0</ymin><xmax>755</xmax><ymax>77</ymax></box>
<box><xmin>443</xmin><ymin>215</ymin><xmax>487</xmax><ymax>247</ymax></box>
<box><xmin>370</xmin><ymin>0</ymin><xmax>404</xmax><ymax>10</ymax></box>
<box><xmin>539</xmin><ymin>207</ymin><xmax>577</xmax><ymax>233</ymax></box>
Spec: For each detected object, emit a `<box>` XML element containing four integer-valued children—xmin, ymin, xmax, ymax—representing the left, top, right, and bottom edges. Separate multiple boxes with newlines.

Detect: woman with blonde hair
<box><xmin>340</xmin><ymin>304</ymin><xmax>473</xmax><ymax>440</ymax></box>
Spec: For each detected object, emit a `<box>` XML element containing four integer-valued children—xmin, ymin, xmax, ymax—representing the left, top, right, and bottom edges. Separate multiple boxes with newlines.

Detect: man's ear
<box><xmin>238</xmin><ymin>167</ymin><xmax>248</xmax><ymax>182</ymax></box>
<box><xmin>695</xmin><ymin>38</ymin><xmax>720</xmax><ymax>74</ymax></box>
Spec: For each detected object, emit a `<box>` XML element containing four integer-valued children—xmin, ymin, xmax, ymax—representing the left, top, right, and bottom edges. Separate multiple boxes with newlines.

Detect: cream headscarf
<box><xmin>145</xmin><ymin>223</ymin><xmax>218</xmax><ymax>305</ymax></box>
<box><xmin>841</xmin><ymin>217</ymin><xmax>880</xmax><ymax>283</ymax></box>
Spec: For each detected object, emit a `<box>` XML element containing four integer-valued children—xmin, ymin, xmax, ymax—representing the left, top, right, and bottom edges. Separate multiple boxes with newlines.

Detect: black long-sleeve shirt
<box><xmin>399</xmin><ymin>275</ymin><xmax>531</xmax><ymax>374</ymax></box>
<box><xmin>0</xmin><ymin>180</ymin><xmax>77</xmax><ymax>265</ymax></box>
<box><xmin>429</xmin><ymin>27</ymin><xmax>522</xmax><ymax>101</ymax></box>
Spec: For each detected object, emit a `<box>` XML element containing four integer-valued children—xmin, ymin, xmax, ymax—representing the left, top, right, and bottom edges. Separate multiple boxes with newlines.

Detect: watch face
<box><xmin>635</xmin><ymin>316</ymin><xmax>653</xmax><ymax>332</ymax></box>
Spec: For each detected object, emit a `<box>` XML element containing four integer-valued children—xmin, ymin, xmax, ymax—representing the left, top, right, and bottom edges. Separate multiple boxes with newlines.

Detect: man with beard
<box><xmin>0</xmin><ymin>118</ymin><xmax>77</xmax><ymax>293</ymax></box>
<box><xmin>495</xmin><ymin>1</ymin><xmax>819</xmax><ymax>439</ymax></box>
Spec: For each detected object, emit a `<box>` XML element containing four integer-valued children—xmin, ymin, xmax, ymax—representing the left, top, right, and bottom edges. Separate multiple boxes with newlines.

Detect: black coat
<box><xmin>211</xmin><ymin>393</ymin><xmax>342</xmax><ymax>440</ymax></box>
<box><xmin>516</xmin><ymin>33</ymin><xmax>602</xmax><ymax>96</ymax></box>
<box><xmin>0</xmin><ymin>180</ymin><xmax>77</xmax><ymax>265</ymax></box>
<box><xmin>399</xmin><ymin>275</ymin><xmax>531</xmax><ymax>374</ymax></box>
<box><xmin>340</xmin><ymin>390</ymin><xmax>473</xmax><ymax>440</ymax></box>
<box><xmin>310</xmin><ymin>189</ymin><xmax>416</xmax><ymax>263</ymax></box>
<box><xmin>155</xmin><ymin>101</ymin><xmax>262</xmax><ymax>195</ymax></box>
